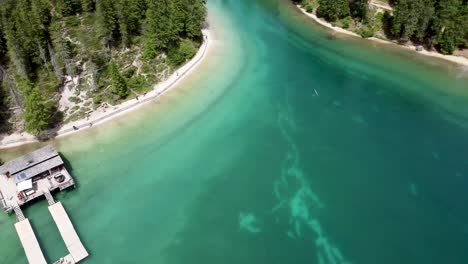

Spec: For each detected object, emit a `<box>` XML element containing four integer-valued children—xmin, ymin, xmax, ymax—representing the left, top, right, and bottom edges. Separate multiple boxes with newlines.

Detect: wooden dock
<box><xmin>49</xmin><ymin>202</ymin><xmax>88</xmax><ymax>263</ymax></box>
<box><xmin>14</xmin><ymin>219</ymin><xmax>47</xmax><ymax>264</ymax></box>
<box><xmin>13</xmin><ymin>197</ymin><xmax>88</xmax><ymax>264</ymax></box>
<box><xmin>1</xmin><ymin>146</ymin><xmax>88</xmax><ymax>263</ymax></box>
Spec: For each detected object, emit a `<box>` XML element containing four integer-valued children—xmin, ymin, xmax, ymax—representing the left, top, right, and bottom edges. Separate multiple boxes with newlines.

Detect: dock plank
<box><xmin>49</xmin><ymin>202</ymin><xmax>88</xmax><ymax>262</ymax></box>
<box><xmin>14</xmin><ymin>219</ymin><xmax>47</xmax><ymax>264</ymax></box>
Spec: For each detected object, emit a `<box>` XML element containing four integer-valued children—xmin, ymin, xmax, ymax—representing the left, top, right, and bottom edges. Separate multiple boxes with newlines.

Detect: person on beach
<box><xmin>136</xmin><ymin>95</ymin><xmax>139</xmax><ymax>101</ymax></box>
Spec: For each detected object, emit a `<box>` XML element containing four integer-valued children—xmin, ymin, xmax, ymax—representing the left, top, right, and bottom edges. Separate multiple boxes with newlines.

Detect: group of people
<box><xmin>135</xmin><ymin>91</ymin><xmax>148</xmax><ymax>101</ymax></box>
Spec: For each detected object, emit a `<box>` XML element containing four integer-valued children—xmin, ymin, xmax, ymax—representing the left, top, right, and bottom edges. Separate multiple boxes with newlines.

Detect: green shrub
<box><xmin>123</xmin><ymin>67</ymin><xmax>137</xmax><ymax>79</ymax></box>
<box><xmin>93</xmin><ymin>95</ymin><xmax>102</xmax><ymax>107</ymax></box>
<box><xmin>340</xmin><ymin>16</ymin><xmax>351</xmax><ymax>29</ymax></box>
<box><xmin>68</xmin><ymin>96</ymin><xmax>82</xmax><ymax>104</ymax></box>
<box><xmin>168</xmin><ymin>39</ymin><xmax>197</xmax><ymax>65</ymax></box>
<box><xmin>306</xmin><ymin>5</ymin><xmax>313</xmax><ymax>13</ymax></box>
<box><xmin>23</xmin><ymin>88</ymin><xmax>52</xmax><ymax>136</ymax></box>
<box><xmin>65</xmin><ymin>16</ymin><xmax>81</xmax><ymax>27</ymax></box>
<box><xmin>355</xmin><ymin>25</ymin><xmax>375</xmax><ymax>38</ymax></box>
<box><xmin>127</xmin><ymin>76</ymin><xmax>151</xmax><ymax>93</ymax></box>
<box><xmin>375</xmin><ymin>12</ymin><xmax>384</xmax><ymax>22</ymax></box>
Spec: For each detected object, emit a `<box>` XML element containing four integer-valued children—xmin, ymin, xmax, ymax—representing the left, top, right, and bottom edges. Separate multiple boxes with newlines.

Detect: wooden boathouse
<box><xmin>0</xmin><ymin>145</ymin><xmax>88</xmax><ymax>264</ymax></box>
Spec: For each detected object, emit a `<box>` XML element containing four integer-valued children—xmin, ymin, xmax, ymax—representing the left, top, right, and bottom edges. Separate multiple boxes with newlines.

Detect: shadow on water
<box><xmin>28</xmin><ymin>219</ymin><xmax>54</xmax><ymax>263</ymax></box>
<box><xmin>60</xmin><ymin>154</ymin><xmax>78</xmax><ymax>189</ymax></box>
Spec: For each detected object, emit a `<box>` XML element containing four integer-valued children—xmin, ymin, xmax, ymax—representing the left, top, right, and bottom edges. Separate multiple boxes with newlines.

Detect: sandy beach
<box><xmin>0</xmin><ymin>29</ymin><xmax>213</xmax><ymax>149</ymax></box>
<box><xmin>297</xmin><ymin>5</ymin><xmax>468</xmax><ymax>67</ymax></box>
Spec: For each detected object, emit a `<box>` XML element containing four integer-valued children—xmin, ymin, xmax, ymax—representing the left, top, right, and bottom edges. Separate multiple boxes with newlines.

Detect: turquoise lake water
<box><xmin>2</xmin><ymin>0</ymin><xmax>468</xmax><ymax>263</ymax></box>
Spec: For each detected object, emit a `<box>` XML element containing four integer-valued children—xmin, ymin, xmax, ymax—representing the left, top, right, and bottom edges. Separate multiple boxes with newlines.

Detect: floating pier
<box><xmin>0</xmin><ymin>145</ymin><xmax>88</xmax><ymax>264</ymax></box>
<box><xmin>49</xmin><ymin>202</ymin><xmax>88</xmax><ymax>263</ymax></box>
<box><xmin>15</xmin><ymin>219</ymin><xmax>47</xmax><ymax>264</ymax></box>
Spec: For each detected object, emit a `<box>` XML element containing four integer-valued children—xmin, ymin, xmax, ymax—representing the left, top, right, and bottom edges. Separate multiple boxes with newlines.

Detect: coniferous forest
<box><xmin>296</xmin><ymin>0</ymin><xmax>468</xmax><ymax>56</ymax></box>
<box><xmin>0</xmin><ymin>0</ymin><xmax>206</xmax><ymax>136</ymax></box>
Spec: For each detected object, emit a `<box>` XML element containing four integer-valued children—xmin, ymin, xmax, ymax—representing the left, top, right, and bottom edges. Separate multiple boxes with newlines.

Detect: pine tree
<box><xmin>1</xmin><ymin>1</ymin><xmax>30</xmax><ymax>78</ymax></box>
<box><xmin>0</xmin><ymin>20</ymin><xmax>6</xmax><ymax>57</ymax></box>
<box><xmin>317</xmin><ymin>0</ymin><xmax>350</xmax><ymax>21</ymax></box>
<box><xmin>143</xmin><ymin>0</ymin><xmax>177</xmax><ymax>58</ymax></box>
<box><xmin>96</xmin><ymin>0</ymin><xmax>120</xmax><ymax>47</ymax></box>
<box><xmin>49</xmin><ymin>21</ymin><xmax>66</xmax><ymax>79</ymax></box>
<box><xmin>110</xmin><ymin>63</ymin><xmax>128</xmax><ymax>98</ymax></box>
<box><xmin>126</xmin><ymin>0</ymin><xmax>146</xmax><ymax>34</ymax></box>
<box><xmin>23</xmin><ymin>87</ymin><xmax>52</xmax><ymax>136</ymax></box>
<box><xmin>114</xmin><ymin>0</ymin><xmax>146</xmax><ymax>47</ymax></box>
<box><xmin>58</xmin><ymin>0</ymin><xmax>82</xmax><ymax>16</ymax></box>
<box><xmin>81</xmin><ymin>0</ymin><xmax>96</xmax><ymax>12</ymax></box>
<box><xmin>31</xmin><ymin>0</ymin><xmax>52</xmax><ymax>28</ymax></box>
<box><xmin>392</xmin><ymin>0</ymin><xmax>435</xmax><ymax>41</ymax></box>
<box><xmin>0</xmin><ymin>0</ymin><xmax>208</xmax><ymax>135</ymax></box>
<box><xmin>4</xmin><ymin>27</ymin><xmax>29</xmax><ymax>78</ymax></box>
<box><xmin>173</xmin><ymin>0</ymin><xmax>190</xmax><ymax>36</ymax></box>
<box><xmin>432</xmin><ymin>0</ymin><xmax>467</xmax><ymax>54</ymax></box>
<box><xmin>350</xmin><ymin>0</ymin><xmax>369</xmax><ymax>21</ymax></box>
<box><xmin>186</xmin><ymin>0</ymin><xmax>207</xmax><ymax>39</ymax></box>
<box><xmin>0</xmin><ymin>81</ymin><xmax>9</xmax><ymax>133</ymax></box>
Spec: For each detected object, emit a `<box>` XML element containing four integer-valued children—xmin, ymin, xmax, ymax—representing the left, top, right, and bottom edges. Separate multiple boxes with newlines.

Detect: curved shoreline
<box><xmin>0</xmin><ymin>29</ymin><xmax>212</xmax><ymax>149</ymax></box>
<box><xmin>296</xmin><ymin>5</ymin><xmax>468</xmax><ymax>67</ymax></box>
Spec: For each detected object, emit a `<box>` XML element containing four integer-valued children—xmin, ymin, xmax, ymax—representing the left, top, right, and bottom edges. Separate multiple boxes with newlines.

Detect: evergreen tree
<box><xmin>350</xmin><ymin>0</ymin><xmax>369</xmax><ymax>21</ymax></box>
<box><xmin>23</xmin><ymin>87</ymin><xmax>52</xmax><ymax>136</ymax></box>
<box><xmin>174</xmin><ymin>0</ymin><xmax>206</xmax><ymax>39</ymax></box>
<box><xmin>143</xmin><ymin>0</ymin><xmax>177</xmax><ymax>58</ymax></box>
<box><xmin>115</xmin><ymin>0</ymin><xmax>146</xmax><ymax>47</ymax></box>
<box><xmin>316</xmin><ymin>0</ymin><xmax>350</xmax><ymax>21</ymax></box>
<box><xmin>0</xmin><ymin>20</ymin><xmax>6</xmax><ymax>57</ymax></box>
<box><xmin>31</xmin><ymin>0</ymin><xmax>53</xmax><ymax>67</ymax></box>
<box><xmin>110</xmin><ymin>63</ymin><xmax>128</xmax><ymax>98</ymax></box>
<box><xmin>391</xmin><ymin>0</ymin><xmax>435</xmax><ymax>41</ymax></box>
<box><xmin>185</xmin><ymin>0</ymin><xmax>207</xmax><ymax>40</ymax></box>
<box><xmin>116</xmin><ymin>0</ymin><xmax>130</xmax><ymax>47</ymax></box>
<box><xmin>3</xmin><ymin>25</ymin><xmax>29</xmax><ymax>78</ymax></box>
<box><xmin>49</xmin><ymin>21</ymin><xmax>66</xmax><ymax>79</ymax></box>
<box><xmin>1</xmin><ymin>1</ymin><xmax>31</xmax><ymax>78</ymax></box>
<box><xmin>126</xmin><ymin>0</ymin><xmax>146</xmax><ymax>34</ymax></box>
<box><xmin>0</xmin><ymin>0</ymin><xmax>207</xmax><ymax>135</ymax></box>
<box><xmin>432</xmin><ymin>0</ymin><xmax>468</xmax><ymax>54</ymax></box>
<box><xmin>96</xmin><ymin>0</ymin><xmax>120</xmax><ymax>47</ymax></box>
<box><xmin>0</xmin><ymin>82</ymin><xmax>9</xmax><ymax>133</ymax></box>
<box><xmin>58</xmin><ymin>0</ymin><xmax>82</xmax><ymax>16</ymax></box>
<box><xmin>81</xmin><ymin>0</ymin><xmax>96</xmax><ymax>12</ymax></box>
<box><xmin>32</xmin><ymin>0</ymin><xmax>52</xmax><ymax>28</ymax></box>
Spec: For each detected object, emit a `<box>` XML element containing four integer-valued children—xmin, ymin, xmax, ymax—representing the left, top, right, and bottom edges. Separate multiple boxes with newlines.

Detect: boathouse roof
<box><xmin>0</xmin><ymin>145</ymin><xmax>64</xmax><ymax>184</ymax></box>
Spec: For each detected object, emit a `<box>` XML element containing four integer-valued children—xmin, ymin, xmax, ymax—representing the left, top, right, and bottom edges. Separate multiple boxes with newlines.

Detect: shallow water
<box><xmin>1</xmin><ymin>0</ymin><xmax>468</xmax><ymax>263</ymax></box>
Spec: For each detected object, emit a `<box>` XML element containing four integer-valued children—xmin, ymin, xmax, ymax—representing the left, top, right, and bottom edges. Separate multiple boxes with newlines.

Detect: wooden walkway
<box><xmin>14</xmin><ymin>219</ymin><xmax>47</xmax><ymax>264</ymax></box>
<box><xmin>49</xmin><ymin>202</ymin><xmax>88</xmax><ymax>263</ymax></box>
<box><xmin>12</xmin><ymin>197</ymin><xmax>88</xmax><ymax>264</ymax></box>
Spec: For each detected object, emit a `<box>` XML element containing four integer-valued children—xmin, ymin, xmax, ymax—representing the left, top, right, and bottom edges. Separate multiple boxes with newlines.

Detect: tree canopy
<box><xmin>23</xmin><ymin>87</ymin><xmax>53</xmax><ymax>136</ymax></box>
<box><xmin>298</xmin><ymin>0</ymin><xmax>468</xmax><ymax>54</ymax></box>
<box><xmin>110</xmin><ymin>63</ymin><xmax>128</xmax><ymax>98</ymax></box>
<box><xmin>391</xmin><ymin>0</ymin><xmax>467</xmax><ymax>53</ymax></box>
<box><xmin>316</xmin><ymin>0</ymin><xmax>350</xmax><ymax>21</ymax></box>
<box><xmin>0</xmin><ymin>0</ymin><xmax>206</xmax><ymax>136</ymax></box>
